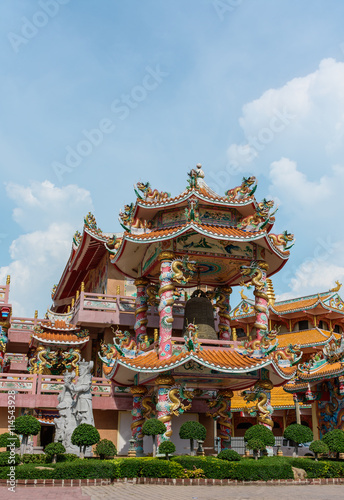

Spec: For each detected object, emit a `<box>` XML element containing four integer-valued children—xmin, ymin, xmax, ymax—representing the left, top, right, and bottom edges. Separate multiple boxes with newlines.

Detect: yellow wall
<box><xmin>94</xmin><ymin>409</ymin><xmax>118</xmax><ymax>447</ymax></box>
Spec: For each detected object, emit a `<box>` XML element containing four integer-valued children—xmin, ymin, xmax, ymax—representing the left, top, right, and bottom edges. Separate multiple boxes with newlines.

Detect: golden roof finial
<box><xmin>266</xmin><ymin>278</ymin><xmax>276</xmax><ymax>306</ymax></box>
<box><xmin>330</xmin><ymin>281</ymin><xmax>342</xmax><ymax>292</ymax></box>
<box><xmin>6</xmin><ymin>275</ymin><xmax>10</xmax><ymax>285</ymax></box>
<box><xmin>34</xmin><ymin>310</ymin><xmax>38</xmax><ymax>318</ymax></box>
<box><xmin>240</xmin><ymin>288</ymin><xmax>248</xmax><ymax>300</ymax></box>
<box><xmin>81</xmin><ymin>282</ymin><xmax>85</xmax><ymax>292</ymax></box>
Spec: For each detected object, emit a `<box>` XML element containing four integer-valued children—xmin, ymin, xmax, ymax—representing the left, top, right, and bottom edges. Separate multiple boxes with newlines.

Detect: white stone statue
<box><xmin>55</xmin><ymin>361</ymin><xmax>94</xmax><ymax>455</ymax></box>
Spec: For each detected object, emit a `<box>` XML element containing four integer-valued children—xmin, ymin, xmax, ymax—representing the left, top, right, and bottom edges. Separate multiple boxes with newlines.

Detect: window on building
<box><xmin>237</xmin><ymin>422</ymin><xmax>253</xmax><ymax>430</ymax></box>
<box><xmin>236</xmin><ymin>328</ymin><xmax>246</xmax><ymax>338</ymax></box>
<box><xmin>334</xmin><ymin>324</ymin><xmax>342</xmax><ymax>334</ymax></box>
<box><xmin>298</xmin><ymin>320</ymin><xmax>308</xmax><ymax>331</ymax></box>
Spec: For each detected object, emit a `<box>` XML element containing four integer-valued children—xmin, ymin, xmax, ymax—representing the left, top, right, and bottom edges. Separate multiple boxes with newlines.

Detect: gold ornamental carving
<box><xmin>130</xmin><ymin>385</ymin><xmax>148</xmax><ymax>396</ymax></box>
<box><xmin>218</xmin><ymin>389</ymin><xmax>234</xmax><ymax>399</ymax></box>
<box><xmin>255</xmin><ymin>379</ymin><xmax>273</xmax><ymax>391</ymax></box>
<box><xmin>134</xmin><ymin>277</ymin><xmax>150</xmax><ymax>287</ymax></box>
<box><xmin>155</xmin><ymin>374</ymin><xmax>175</xmax><ymax>387</ymax></box>
<box><xmin>158</xmin><ymin>251</ymin><xmax>175</xmax><ymax>262</ymax></box>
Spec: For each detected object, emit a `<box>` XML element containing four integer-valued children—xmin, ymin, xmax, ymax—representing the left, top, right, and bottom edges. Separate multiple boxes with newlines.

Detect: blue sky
<box><xmin>1</xmin><ymin>0</ymin><xmax>344</xmax><ymax>315</ymax></box>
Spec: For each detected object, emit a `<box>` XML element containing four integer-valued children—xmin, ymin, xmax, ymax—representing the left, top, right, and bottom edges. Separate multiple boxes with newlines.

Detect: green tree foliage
<box><xmin>0</xmin><ymin>433</ymin><xmax>20</xmax><ymax>450</ymax></box>
<box><xmin>158</xmin><ymin>441</ymin><xmax>176</xmax><ymax>460</ymax></box>
<box><xmin>14</xmin><ymin>415</ymin><xmax>41</xmax><ymax>454</ymax></box>
<box><xmin>244</xmin><ymin>425</ymin><xmax>275</xmax><ymax>447</ymax></box>
<box><xmin>95</xmin><ymin>439</ymin><xmax>117</xmax><ymax>459</ymax></box>
<box><xmin>44</xmin><ymin>442</ymin><xmax>66</xmax><ymax>463</ymax></box>
<box><xmin>283</xmin><ymin>424</ymin><xmax>313</xmax><ymax>457</ymax></box>
<box><xmin>142</xmin><ymin>418</ymin><xmax>167</xmax><ymax>457</ymax></box>
<box><xmin>309</xmin><ymin>440</ymin><xmax>329</xmax><ymax>460</ymax></box>
<box><xmin>246</xmin><ymin>438</ymin><xmax>266</xmax><ymax>460</ymax></box>
<box><xmin>322</xmin><ymin>429</ymin><xmax>344</xmax><ymax>459</ymax></box>
<box><xmin>179</xmin><ymin>421</ymin><xmax>207</xmax><ymax>456</ymax></box>
<box><xmin>71</xmin><ymin>424</ymin><xmax>100</xmax><ymax>458</ymax></box>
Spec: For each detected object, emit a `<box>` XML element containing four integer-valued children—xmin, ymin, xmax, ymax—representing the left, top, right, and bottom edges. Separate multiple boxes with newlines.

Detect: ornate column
<box><xmin>134</xmin><ymin>278</ymin><xmax>149</xmax><ymax>343</ymax></box>
<box><xmin>255</xmin><ymin>379</ymin><xmax>274</xmax><ymax>431</ymax></box>
<box><xmin>217</xmin><ymin>286</ymin><xmax>233</xmax><ymax>340</ymax></box>
<box><xmin>158</xmin><ymin>252</ymin><xmax>175</xmax><ymax>360</ymax></box>
<box><xmin>155</xmin><ymin>374</ymin><xmax>174</xmax><ymax>446</ymax></box>
<box><xmin>130</xmin><ymin>385</ymin><xmax>147</xmax><ymax>456</ymax></box>
<box><xmin>253</xmin><ymin>261</ymin><xmax>269</xmax><ymax>341</ymax></box>
<box><xmin>217</xmin><ymin>389</ymin><xmax>234</xmax><ymax>449</ymax></box>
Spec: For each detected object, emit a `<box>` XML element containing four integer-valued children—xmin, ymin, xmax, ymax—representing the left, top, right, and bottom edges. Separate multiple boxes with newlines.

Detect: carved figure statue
<box><xmin>269</xmin><ymin>231</ymin><xmax>295</xmax><ymax>252</ymax></box>
<box><xmin>225</xmin><ymin>176</ymin><xmax>257</xmax><ymax>200</ymax></box>
<box><xmin>135</xmin><ymin>181</ymin><xmax>170</xmax><ymax>202</ymax></box>
<box><xmin>72</xmin><ymin>361</ymin><xmax>94</xmax><ymax>426</ymax></box>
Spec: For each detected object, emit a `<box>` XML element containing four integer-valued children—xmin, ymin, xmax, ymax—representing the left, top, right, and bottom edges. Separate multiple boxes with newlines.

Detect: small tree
<box><xmin>244</xmin><ymin>425</ymin><xmax>275</xmax><ymax>450</ymax></box>
<box><xmin>14</xmin><ymin>415</ymin><xmax>41</xmax><ymax>454</ymax></box>
<box><xmin>158</xmin><ymin>440</ymin><xmax>176</xmax><ymax>460</ymax></box>
<box><xmin>71</xmin><ymin>424</ymin><xmax>100</xmax><ymax>458</ymax></box>
<box><xmin>246</xmin><ymin>438</ymin><xmax>266</xmax><ymax>460</ymax></box>
<box><xmin>283</xmin><ymin>424</ymin><xmax>313</xmax><ymax>457</ymax></box>
<box><xmin>322</xmin><ymin>429</ymin><xmax>344</xmax><ymax>459</ymax></box>
<box><xmin>95</xmin><ymin>439</ymin><xmax>117</xmax><ymax>459</ymax></box>
<box><xmin>44</xmin><ymin>442</ymin><xmax>66</xmax><ymax>463</ymax></box>
<box><xmin>142</xmin><ymin>418</ymin><xmax>166</xmax><ymax>457</ymax></box>
<box><xmin>179</xmin><ymin>421</ymin><xmax>206</xmax><ymax>456</ymax></box>
<box><xmin>0</xmin><ymin>432</ymin><xmax>20</xmax><ymax>451</ymax></box>
<box><xmin>309</xmin><ymin>440</ymin><xmax>329</xmax><ymax>461</ymax></box>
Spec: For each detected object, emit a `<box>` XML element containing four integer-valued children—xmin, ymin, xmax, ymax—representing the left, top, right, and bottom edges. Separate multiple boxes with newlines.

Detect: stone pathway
<box><xmin>1</xmin><ymin>484</ymin><xmax>343</xmax><ymax>500</ymax></box>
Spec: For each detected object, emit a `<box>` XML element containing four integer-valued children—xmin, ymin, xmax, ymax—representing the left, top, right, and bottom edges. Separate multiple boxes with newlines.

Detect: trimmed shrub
<box><xmin>21</xmin><ymin>454</ymin><xmax>47</xmax><ymax>464</ymax></box>
<box><xmin>0</xmin><ymin>451</ymin><xmax>20</xmax><ymax>466</ymax></box>
<box><xmin>172</xmin><ymin>456</ymin><xmax>234</xmax><ymax>479</ymax></box>
<box><xmin>54</xmin><ymin>459</ymin><xmax>119</xmax><ymax>479</ymax></box>
<box><xmin>322</xmin><ymin>429</ymin><xmax>344</xmax><ymax>459</ymax></box>
<box><xmin>117</xmin><ymin>458</ymin><xmax>144</xmax><ymax>478</ymax></box>
<box><xmin>142</xmin><ymin>418</ymin><xmax>167</xmax><ymax>457</ymax></box>
<box><xmin>57</xmin><ymin>453</ymin><xmax>79</xmax><ymax>463</ymax></box>
<box><xmin>290</xmin><ymin>457</ymin><xmax>344</xmax><ymax>478</ymax></box>
<box><xmin>228</xmin><ymin>459</ymin><xmax>293</xmax><ymax>481</ymax></box>
<box><xmin>0</xmin><ymin>432</ymin><xmax>20</xmax><ymax>450</ymax></box>
<box><xmin>44</xmin><ymin>442</ymin><xmax>66</xmax><ymax>463</ymax></box>
<box><xmin>71</xmin><ymin>424</ymin><xmax>100</xmax><ymax>457</ymax></box>
<box><xmin>158</xmin><ymin>441</ymin><xmax>176</xmax><ymax>460</ymax></box>
<box><xmin>14</xmin><ymin>415</ymin><xmax>41</xmax><ymax>454</ymax></box>
<box><xmin>283</xmin><ymin>424</ymin><xmax>313</xmax><ymax>457</ymax></box>
<box><xmin>244</xmin><ymin>425</ymin><xmax>275</xmax><ymax>447</ymax></box>
<box><xmin>140</xmin><ymin>458</ymin><xmax>184</xmax><ymax>478</ymax></box>
<box><xmin>217</xmin><ymin>449</ymin><xmax>241</xmax><ymax>461</ymax></box>
<box><xmin>95</xmin><ymin>439</ymin><xmax>117</xmax><ymax>459</ymax></box>
<box><xmin>179</xmin><ymin>421</ymin><xmax>207</xmax><ymax>455</ymax></box>
<box><xmin>309</xmin><ymin>440</ymin><xmax>329</xmax><ymax>460</ymax></box>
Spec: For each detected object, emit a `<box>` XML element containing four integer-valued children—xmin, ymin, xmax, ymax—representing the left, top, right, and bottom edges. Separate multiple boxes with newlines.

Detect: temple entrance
<box><xmin>40</xmin><ymin>425</ymin><xmax>54</xmax><ymax>448</ymax></box>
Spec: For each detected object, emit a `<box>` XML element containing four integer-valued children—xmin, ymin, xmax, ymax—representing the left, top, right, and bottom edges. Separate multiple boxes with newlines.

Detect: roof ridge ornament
<box><xmin>330</xmin><ymin>280</ymin><xmax>342</xmax><ymax>292</ymax></box>
<box><xmin>225</xmin><ymin>176</ymin><xmax>257</xmax><ymax>201</ymax></box>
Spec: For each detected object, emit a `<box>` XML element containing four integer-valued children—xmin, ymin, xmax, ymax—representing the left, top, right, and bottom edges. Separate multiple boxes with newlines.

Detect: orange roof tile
<box><xmin>273</xmin><ymin>295</ymin><xmax>330</xmax><ymax>313</ymax></box>
<box><xmin>298</xmin><ymin>361</ymin><xmax>344</xmax><ymax>380</ymax></box>
<box><xmin>277</xmin><ymin>329</ymin><xmax>332</xmax><ymax>348</ymax></box>
<box><xmin>231</xmin><ymin>386</ymin><xmax>308</xmax><ymax>410</ymax></box>
<box><xmin>126</xmin><ymin>222</ymin><xmax>264</xmax><ymax>241</ymax></box>
<box><xmin>117</xmin><ymin>348</ymin><xmax>272</xmax><ymax>371</ymax></box>
<box><xmin>32</xmin><ymin>331</ymin><xmax>89</xmax><ymax>345</ymax></box>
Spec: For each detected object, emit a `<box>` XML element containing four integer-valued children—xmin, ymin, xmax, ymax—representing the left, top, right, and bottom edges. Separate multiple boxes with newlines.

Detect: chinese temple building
<box><xmin>0</xmin><ymin>165</ymin><xmax>343</xmax><ymax>454</ymax></box>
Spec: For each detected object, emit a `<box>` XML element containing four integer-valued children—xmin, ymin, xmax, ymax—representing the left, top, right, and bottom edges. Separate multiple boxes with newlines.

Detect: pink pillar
<box><xmin>158</xmin><ymin>252</ymin><xmax>175</xmax><ymax>360</ymax></box>
<box><xmin>155</xmin><ymin>375</ymin><xmax>174</xmax><ymax>446</ymax></box>
<box><xmin>134</xmin><ymin>278</ymin><xmax>149</xmax><ymax>342</ymax></box>
<box><xmin>130</xmin><ymin>385</ymin><xmax>147</xmax><ymax>456</ymax></box>
<box><xmin>218</xmin><ymin>286</ymin><xmax>232</xmax><ymax>340</ymax></box>
<box><xmin>253</xmin><ymin>261</ymin><xmax>269</xmax><ymax>340</ymax></box>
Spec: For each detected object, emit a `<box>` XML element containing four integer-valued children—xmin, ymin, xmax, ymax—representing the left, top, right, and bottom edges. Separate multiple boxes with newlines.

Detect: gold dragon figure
<box><xmin>142</xmin><ymin>393</ymin><xmax>156</xmax><ymax>420</ymax></box>
<box><xmin>206</xmin><ymin>389</ymin><xmax>234</xmax><ymax>441</ymax></box>
<box><xmin>119</xmin><ymin>203</ymin><xmax>135</xmax><ymax>230</ymax></box>
<box><xmin>61</xmin><ymin>348</ymin><xmax>81</xmax><ymax>376</ymax></box>
<box><xmin>274</xmin><ymin>343</ymin><xmax>301</xmax><ymax>365</ymax></box>
<box><xmin>243</xmin><ymin>380</ymin><xmax>274</xmax><ymax>428</ymax></box>
<box><xmin>135</xmin><ymin>181</ymin><xmax>170</xmax><ymax>202</ymax></box>
<box><xmin>131</xmin><ymin>218</ymin><xmax>152</xmax><ymax>230</ymax></box>
<box><xmin>146</xmin><ymin>284</ymin><xmax>159</xmax><ymax>306</ymax></box>
<box><xmin>171</xmin><ymin>258</ymin><xmax>197</xmax><ymax>284</ymax></box>
<box><xmin>29</xmin><ymin>346</ymin><xmax>57</xmax><ymax>374</ymax></box>
<box><xmin>240</xmin><ymin>261</ymin><xmax>269</xmax><ymax>337</ymax></box>
<box><xmin>225</xmin><ymin>176</ymin><xmax>257</xmax><ymax>200</ymax></box>
<box><xmin>330</xmin><ymin>280</ymin><xmax>342</xmax><ymax>292</ymax></box>
<box><xmin>269</xmin><ymin>231</ymin><xmax>295</xmax><ymax>252</ymax></box>
<box><xmin>168</xmin><ymin>386</ymin><xmax>194</xmax><ymax>416</ymax></box>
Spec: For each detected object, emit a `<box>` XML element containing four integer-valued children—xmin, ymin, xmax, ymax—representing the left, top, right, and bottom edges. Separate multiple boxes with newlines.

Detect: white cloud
<box><xmin>227</xmin><ymin>58</ymin><xmax>344</xmax><ymax>173</ymax></box>
<box><xmin>0</xmin><ymin>181</ymin><xmax>93</xmax><ymax>317</ymax></box>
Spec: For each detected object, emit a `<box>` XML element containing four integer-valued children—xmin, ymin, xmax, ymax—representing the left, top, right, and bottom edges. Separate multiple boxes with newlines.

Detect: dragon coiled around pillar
<box><xmin>206</xmin><ymin>389</ymin><xmax>233</xmax><ymax>441</ymax></box>
<box><xmin>168</xmin><ymin>385</ymin><xmax>194</xmax><ymax>416</ymax></box>
<box><xmin>134</xmin><ymin>294</ymin><xmax>148</xmax><ymax>332</ymax></box>
<box><xmin>240</xmin><ymin>261</ymin><xmax>269</xmax><ymax>336</ymax></box>
<box><xmin>135</xmin><ymin>181</ymin><xmax>170</xmax><ymax>202</ymax></box>
<box><xmin>146</xmin><ymin>284</ymin><xmax>159</xmax><ymax>306</ymax></box>
<box><xmin>29</xmin><ymin>346</ymin><xmax>58</xmax><ymax>374</ymax></box>
<box><xmin>215</xmin><ymin>287</ymin><xmax>232</xmax><ymax>339</ymax></box>
<box><xmin>225</xmin><ymin>176</ymin><xmax>257</xmax><ymax>200</ymax></box>
<box><xmin>171</xmin><ymin>257</ymin><xmax>197</xmax><ymax>285</ymax></box>
<box><xmin>142</xmin><ymin>394</ymin><xmax>156</xmax><ymax>420</ymax></box>
<box><xmin>243</xmin><ymin>380</ymin><xmax>274</xmax><ymax>428</ymax></box>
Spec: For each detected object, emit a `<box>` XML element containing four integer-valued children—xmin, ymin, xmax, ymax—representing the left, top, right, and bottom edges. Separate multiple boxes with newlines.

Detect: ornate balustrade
<box><xmin>0</xmin><ymin>284</ymin><xmax>10</xmax><ymax>305</ymax></box>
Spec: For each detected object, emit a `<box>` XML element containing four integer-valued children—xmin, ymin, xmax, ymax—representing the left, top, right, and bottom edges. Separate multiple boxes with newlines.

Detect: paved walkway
<box><xmin>1</xmin><ymin>484</ymin><xmax>344</xmax><ymax>500</ymax></box>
